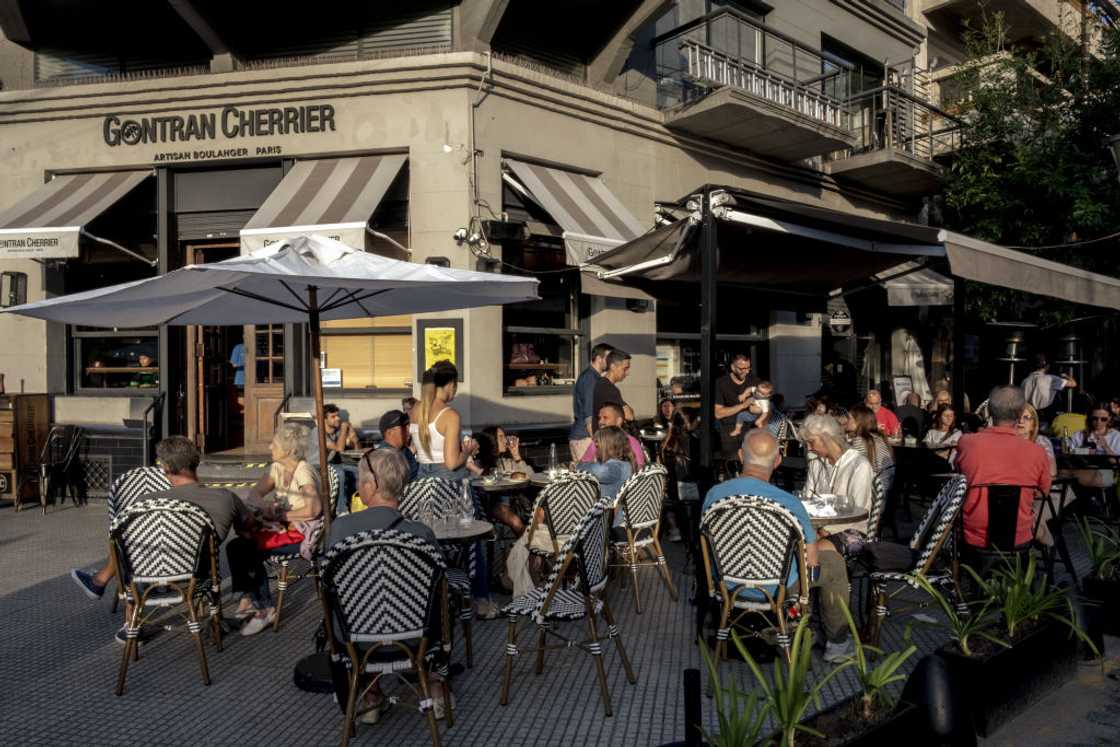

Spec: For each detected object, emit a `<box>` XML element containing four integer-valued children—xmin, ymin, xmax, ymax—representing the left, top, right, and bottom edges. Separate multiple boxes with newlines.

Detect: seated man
<box><xmin>327</xmin><ymin>448</ymin><xmax>447</xmax><ymax>723</ymax></box>
<box><xmin>702</xmin><ymin>430</ymin><xmax>853</xmax><ymax>663</ymax></box>
<box><xmin>348</xmin><ymin>409</ymin><xmax>420</xmax><ymax>514</ymax></box>
<box><xmin>865</xmin><ymin>389</ymin><xmax>900</xmax><ymax>439</ymax></box>
<box><xmin>310</xmin><ymin>403</ymin><xmax>360</xmax><ymax>466</ymax></box>
<box><xmin>580</xmin><ymin>403</ymin><xmax>647</xmax><ymax>468</ymax></box>
<box><xmin>955</xmin><ymin>385</ymin><xmax>1051</xmax><ymax>552</ymax></box>
<box><xmin>75</xmin><ymin>436</ymin><xmax>250</xmax><ymax>644</ymax></box>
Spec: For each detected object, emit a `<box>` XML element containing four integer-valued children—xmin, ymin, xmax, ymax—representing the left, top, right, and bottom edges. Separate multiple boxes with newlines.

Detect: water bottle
<box><xmin>460</xmin><ymin>479</ymin><xmax>474</xmax><ymax>525</ymax></box>
<box><xmin>548</xmin><ymin>442</ymin><xmax>558</xmax><ymax>474</ymax></box>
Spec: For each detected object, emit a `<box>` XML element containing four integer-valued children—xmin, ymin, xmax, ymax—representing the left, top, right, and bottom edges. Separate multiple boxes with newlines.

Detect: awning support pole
<box><xmin>952</xmin><ymin>277</ymin><xmax>966</xmax><ymax>416</ymax></box>
<box><xmin>307</xmin><ymin>285</ymin><xmax>332</xmax><ymax>537</ymax></box>
<box><xmin>700</xmin><ymin>190</ymin><xmax>718</xmax><ymax>470</ymax></box>
<box><xmin>81</xmin><ymin>229</ymin><xmax>158</xmax><ymax>267</ymax></box>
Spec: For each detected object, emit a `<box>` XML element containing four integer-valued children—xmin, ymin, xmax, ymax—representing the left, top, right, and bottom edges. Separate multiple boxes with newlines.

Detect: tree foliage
<box><xmin>938</xmin><ymin>13</ymin><xmax>1120</xmax><ymax>323</ymax></box>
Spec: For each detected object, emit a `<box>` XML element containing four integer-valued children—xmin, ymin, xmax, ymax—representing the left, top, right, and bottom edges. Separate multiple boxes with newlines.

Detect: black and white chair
<box><xmin>107</xmin><ymin>466</ymin><xmax>173</xmax><ymax>615</ymax></box>
<box><xmin>610</xmin><ymin>464</ymin><xmax>678</xmax><ymax>613</ymax></box>
<box><xmin>865</xmin><ymin>473</ymin><xmax>888</xmax><ymax>542</ymax></box>
<box><xmin>700</xmin><ymin>495</ymin><xmax>811</xmax><ymax>670</ymax></box>
<box><xmin>525</xmin><ymin>471</ymin><xmax>601</xmax><ymax>563</ymax></box>
<box><xmin>865</xmin><ymin>475</ymin><xmax>968</xmax><ymax>645</ymax></box>
<box><xmin>320</xmin><ymin>528</ymin><xmax>451</xmax><ymax>747</ymax></box>
<box><xmin>110</xmin><ymin>497</ymin><xmax>222</xmax><ymax>696</ymax></box>
<box><xmin>266</xmin><ymin>463</ymin><xmax>341</xmax><ymax>633</ymax></box>
<box><xmin>500</xmin><ymin>496</ymin><xmax>637</xmax><ymax>717</ymax></box>
<box><xmin>399</xmin><ymin>476</ymin><xmax>477</xmax><ymax>667</ymax></box>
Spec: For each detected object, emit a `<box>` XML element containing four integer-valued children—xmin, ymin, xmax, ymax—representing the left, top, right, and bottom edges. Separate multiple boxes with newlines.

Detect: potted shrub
<box><xmin>926</xmin><ymin>556</ymin><xmax>1096</xmax><ymax>738</ymax></box>
<box><xmin>1076</xmin><ymin>517</ymin><xmax>1120</xmax><ymax>640</ymax></box>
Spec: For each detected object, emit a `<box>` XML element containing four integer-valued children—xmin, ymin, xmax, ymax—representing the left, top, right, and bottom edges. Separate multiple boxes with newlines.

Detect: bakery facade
<box><xmin>0</xmin><ymin>3</ymin><xmax>929</xmax><ymax>482</ymax></box>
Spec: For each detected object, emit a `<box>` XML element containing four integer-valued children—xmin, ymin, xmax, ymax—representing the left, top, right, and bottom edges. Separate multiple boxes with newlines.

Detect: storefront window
<box><xmin>501</xmin><ymin>239</ymin><xmax>578</xmax><ymax>392</ymax></box>
<box><xmin>320</xmin><ymin>315</ymin><xmax>412</xmax><ymax>392</ymax></box>
<box><xmin>255</xmin><ymin>325</ymin><xmax>285</xmax><ymax>384</ymax></box>
<box><xmin>74</xmin><ymin>329</ymin><xmax>160</xmax><ymax>390</ymax></box>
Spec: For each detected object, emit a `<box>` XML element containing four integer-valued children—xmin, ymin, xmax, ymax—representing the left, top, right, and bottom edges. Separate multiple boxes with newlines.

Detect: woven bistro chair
<box><xmin>865</xmin><ymin>472</ymin><xmax>888</xmax><ymax>542</ymax></box>
<box><xmin>319</xmin><ymin>528</ymin><xmax>452</xmax><ymax>747</ymax></box>
<box><xmin>700</xmin><ymin>495</ymin><xmax>811</xmax><ymax>673</ymax></box>
<box><xmin>107</xmin><ymin>467</ymin><xmax>173</xmax><ymax>614</ymax></box>
<box><xmin>865</xmin><ymin>475</ymin><xmax>968</xmax><ymax>645</ymax></box>
<box><xmin>399</xmin><ymin>476</ymin><xmax>477</xmax><ymax>667</ymax></box>
<box><xmin>525</xmin><ymin>470</ymin><xmax>601</xmax><ymax>565</ymax></box>
<box><xmin>266</xmin><ymin>464</ymin><xmax>341</xmax><ymax>633</ymax></box>
<box><xmin>110</xmin><ymin>497</ymin><xmax>223</xmax><ymax>696</ymax></box>
<box><xmin>609</xmin><ymin>464</ymin><xmax>678</xmax><ymax>613</ymax></box>
<box><xmin>500</xmin><ymin>496</ymin><xmax>637</xmax><ymax>717</ymax></box>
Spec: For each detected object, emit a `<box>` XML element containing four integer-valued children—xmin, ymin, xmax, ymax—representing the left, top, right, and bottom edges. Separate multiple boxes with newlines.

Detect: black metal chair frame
<box><xmin>38</xmin><ymin>424</ymin><xmax>85</xmax><ymax>513</ymax></box>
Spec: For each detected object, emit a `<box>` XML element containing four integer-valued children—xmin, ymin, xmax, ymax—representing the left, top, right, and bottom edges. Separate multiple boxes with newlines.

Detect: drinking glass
<box><xmin>548</xmin><ymin>443</ymin><xmax>558</xmax><ymax>474</ymax></box>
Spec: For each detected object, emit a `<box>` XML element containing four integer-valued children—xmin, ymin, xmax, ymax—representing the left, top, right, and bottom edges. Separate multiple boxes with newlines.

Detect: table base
<box><xmin>293</xmin><ymin>652</ymin><xmax>335</xmax><ymax>694</ymax></box>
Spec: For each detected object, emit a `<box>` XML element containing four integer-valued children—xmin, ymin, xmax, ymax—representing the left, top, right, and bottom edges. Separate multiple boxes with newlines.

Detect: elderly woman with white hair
<box><xmin>799</xmin><ymin>414</ymin><xmax>875</xmax><ymax>541</ymax></box>
<box><xmin>227</xmin><ymin>422</ymin><xmax>322</xmax><ymax>635</ymax></box>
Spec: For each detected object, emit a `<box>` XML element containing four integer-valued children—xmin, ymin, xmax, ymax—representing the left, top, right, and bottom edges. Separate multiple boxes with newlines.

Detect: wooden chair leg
<box><xmin>652</xmin><ymin>539</ymin><xmax>679</xmax><ymax>601</ymax></box>
<box><xmin>273</xmin><ymin>560</ymin><xmax>289</xmax><ymax>633</ymax></box>
<box><xmin>535</xmin><ymin>625</ymin><xmax>547</xmax><ymax>674</ymax></box>
<box><xmin>417</xmin><ymin>662</ymin><xmax>442</xmax><ymax>747</ymax></box>
<box><xmin>340</xmin><ymin>667</ymin><xmax>360</xmax><ymax>747</ymax></box>
<box><xmin>868</xmin><ymin>585</ymin><xmax>887</xmax><ymax>646</ymax></box>
<box><xmin>441</xmin><ymin>678</ymin><xmax>454</xmax><ymax>728</ymax></box>
<box><xmin>110</xmin><ymin>582</ymin><xmax>120</xmax><ymax>614</ymax></box>
<box><xmin>585</xmin><ymin>601</ymin><xmax>613</xmax><ymax>717</ymax></box>
<box><xmin>187</xmin><ymin>600</ymin><xmax>211</xmax><ymax>686</ymax></box>
<box><xmin>115</xmin><ymin>602</ymin><xmax>141</xmax><ymax>696</ymax></box>
<box><xmin>600</xmin><ymin>599</ymin><xmax>636</xmax><ymax>684</ymax></box>
<box><xmin>460</xmin><ymin>610</ymin><xmax>474</xmax><ymax>669</ymax></box>
<box><xmin>499</xmin><ymin>619</ymin><xmax>519</xmax><ymax>706</ymax></box>
<box><xmin>708</xmin><ymin>605</ymin><xmax>731</xmax><ymax>697</ymax></box>
<box><xmin>211</xmin><ymin>587</ymin><xmax>224</xmax><ymax>653</ymax></box>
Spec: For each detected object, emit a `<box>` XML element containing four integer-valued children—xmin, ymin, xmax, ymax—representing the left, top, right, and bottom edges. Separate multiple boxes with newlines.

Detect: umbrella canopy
<box><xmin>4</xmin><ymin>234</ymin><xmax>539</xmax><ymax>327</ymax></box>
<box><xmin>4</xmin><ymin>234</ymin><xmax>539</xmax><ymax>535</ymax></box>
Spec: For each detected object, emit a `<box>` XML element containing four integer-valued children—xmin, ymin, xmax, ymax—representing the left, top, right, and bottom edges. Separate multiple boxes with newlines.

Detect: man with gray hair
<box><xmin>701</xmin><ymin>430</ymin><xmax>853</xmax><ymax>662</ymax></box>
<box><xmin>327</xmin><ymin>447</ymin><xmax>439</xmax><ymax>550</ymax></box>
<box><xmin>955</xmin><ymin>385</ymin><xmax>1052</xmax><ymax>550</ymax></box>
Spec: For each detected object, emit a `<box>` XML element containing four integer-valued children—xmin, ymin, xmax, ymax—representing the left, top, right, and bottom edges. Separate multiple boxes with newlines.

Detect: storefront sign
<box><xmin>321</xmin><ymin>368</ymin><xmax>342</xmax><ymax>388</ymax></box>
<box><xmin>828</xmin><ymin>309</ymin><xmax>853</xmax><ymax>335</ymax></box>
<box><xmin>103</xmin><ymin>104</ymin><xmax>337</xmax><ymax>147</ymax></box>
<box><xmin>0</xmin><ymin>227</ymin><xmax>80</xmax><ymax>259</ymax></box>
<box><xmin>417</xmin><ymin>319</ymin><xmax>464</xmax><ymax>381</ymax></box>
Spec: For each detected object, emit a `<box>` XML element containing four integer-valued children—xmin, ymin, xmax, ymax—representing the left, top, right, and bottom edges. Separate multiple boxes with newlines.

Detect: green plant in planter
<box><xmin>835</xmin><ymin>599</ymin><xmax>917</xmax><ymax>720</ymax></box>
<box><xmin>906</xmin><ymin>573</ymin><xmax>1008</xmax><ymax>657</ymax></box>
<box><xmin>737</xmin><ymin>616</ymin><xmax>847</xmax><ymax>747</ymax></box>
<box><xmin>964</xmin><ymin>554</ymin><xmax>1099</xmax><ymax>656</ymax></box>
<box><xmin>699</xmin><ymin>638</ymin><xmax>768</xmax><ymax>747</ymax></box>
<box><xmin>1075</xmin><ymin>516</ymin><xmax>1120</xmax><ymax>582</ymax></box>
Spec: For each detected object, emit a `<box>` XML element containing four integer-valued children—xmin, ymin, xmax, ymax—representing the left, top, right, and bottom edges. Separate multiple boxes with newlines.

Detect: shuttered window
<box><xmin>35</xmin><ymin>49</ymin><xmax>208</xmax><ymax>86</ymax></box>
<box><xmin>321</xmin><ymin>315</ymin><xmax>413</xmax><ymax>392</ymax></box>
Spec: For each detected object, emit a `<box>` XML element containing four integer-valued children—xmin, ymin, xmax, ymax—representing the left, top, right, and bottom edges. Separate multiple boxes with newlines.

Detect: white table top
<box><xmin>431</xmin><ymin>518</ymin><xmax>494</xmax><ymax>542</ymax></box>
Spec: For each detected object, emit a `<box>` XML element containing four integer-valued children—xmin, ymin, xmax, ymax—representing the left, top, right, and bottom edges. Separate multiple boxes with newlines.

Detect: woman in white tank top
<box><xmin>412</xmin><ymin>361</ymin><xmax>477</xmax><ymax>479</ymax></box>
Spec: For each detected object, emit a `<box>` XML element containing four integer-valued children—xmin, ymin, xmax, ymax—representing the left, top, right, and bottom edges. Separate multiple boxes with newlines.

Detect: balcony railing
<box><xmin>845</xmin><ymin>85</ymin><xmax>963</xmax><ymax>160</ymax></box>
<box><xmin>655</xmin><ymin>9</ymin><xmax>853</xmax><ymax>131</ymax></box>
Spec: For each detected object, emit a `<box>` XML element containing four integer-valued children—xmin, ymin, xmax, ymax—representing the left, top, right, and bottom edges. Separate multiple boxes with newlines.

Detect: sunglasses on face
<box><xmin>1091</xmin><ymin>416</ymin><xmax>1110</xmax><ymax>422</ymax></box>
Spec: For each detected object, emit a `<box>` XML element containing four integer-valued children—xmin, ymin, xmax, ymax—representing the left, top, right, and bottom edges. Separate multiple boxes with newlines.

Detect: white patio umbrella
<box><xmin>3</xmin><ymin>234</ymin><xmax>539</xmax><ymax>533</ymax></box>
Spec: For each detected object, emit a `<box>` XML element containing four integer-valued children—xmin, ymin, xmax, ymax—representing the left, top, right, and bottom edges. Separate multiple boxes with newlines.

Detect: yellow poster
<box><xmin>424</xmin><ymin>327</ymin><xmax>457</xmax><ymax>370</ymax></box>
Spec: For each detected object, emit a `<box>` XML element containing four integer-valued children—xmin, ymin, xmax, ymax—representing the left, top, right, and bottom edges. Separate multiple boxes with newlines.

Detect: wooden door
<box><xmin>243</xmin><ymin>323</ymin><xmax>286</xmax><ymax>452</ymax></box>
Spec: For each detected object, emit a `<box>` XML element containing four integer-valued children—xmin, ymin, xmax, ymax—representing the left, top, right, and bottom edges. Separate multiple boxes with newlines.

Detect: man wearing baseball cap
<box><xmin>378</xmin><ymin>409</ymin><xmax>418</xmax><ymax>483</ymax></box>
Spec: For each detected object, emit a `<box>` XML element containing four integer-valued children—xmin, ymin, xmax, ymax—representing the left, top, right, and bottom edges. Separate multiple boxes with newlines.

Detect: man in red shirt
<box><xmin>865</xmin><ymin>389</ymin><xmax>900</xmax><ymax>438</ymax></box>
<box><xmin>954</xmin><ymin>385</ymin><xmax>1051</xmax><ymax>548</ymax></box>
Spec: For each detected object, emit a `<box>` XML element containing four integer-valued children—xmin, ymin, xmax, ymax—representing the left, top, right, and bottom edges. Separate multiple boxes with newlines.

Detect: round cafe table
<box><xmin>470</xmin><ymin>476</ymin><xmax>530</xmax><ymax>494</ymax></box>
<box><xmin>530</xmin><ymin>472</ymin><xmax>562</xmax><ymax>488</ymax></box>
<box><xmin>432</xmin><ymin>518</ymin><xmax>494</xmax><ymax>544</ymax></box>
<box><xmin>805</xmin><ymin>506</ymin><xmax>868</xmax><ymax>529</ymax></box>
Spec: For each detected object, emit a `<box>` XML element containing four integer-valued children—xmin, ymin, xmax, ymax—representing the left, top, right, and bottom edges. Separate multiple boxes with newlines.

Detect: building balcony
<box><xmin>655</xmin><ymin>10</ymin><xmax>857</xmax><ymax>162</ymax></box>
<box><xmin>922</xmin><ymin>0</ymin><xmax>1099</xmax><ymax>50</ymax></box>
<box><xmin>828</xmin><ymin>85</ymin><xmax>962</xmax><ymax>195</ymax></box>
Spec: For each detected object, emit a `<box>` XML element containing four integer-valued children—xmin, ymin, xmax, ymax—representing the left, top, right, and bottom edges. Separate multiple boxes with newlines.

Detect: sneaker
<box><xmin>475</xmin><ymin>599</ymin><xmax>499</xmax><ymax>620</ymax></box>
<box><xmin>668</xmin><ymin>529</ymin><xmax>683</xmax><ymax>543</ymax></box>
<box><xmin>240</xmin><ymin>610</ymin><xmax>276</xmax><ymax>636</ymax></box>
<box><xmin>232</xmin><ymin>604</ymin><xmax>258</xmax><ymax>621</ymax></box>
<box><xmin>359</xmin><ymin>697</ymin><xmax>391</xmax><ymax>725</ymax></box>
<box><xmin>70</xmin><ymin>569</ymin><xmax>105</xmax><ymax>600</ymax></box>
<box><xmin>823</xmin><ymin>638</ymin><xmax>855</xmax><ymax>664</ymax></box>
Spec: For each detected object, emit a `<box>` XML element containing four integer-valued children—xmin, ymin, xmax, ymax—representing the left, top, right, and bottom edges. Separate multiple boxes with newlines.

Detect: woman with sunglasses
<box><xmin>1016</xmin><ymin>404</ymin><xmax>1057</xmax><ymax>478</ymax></box>
<box><xmin>1071</xmin><ymin>405</ymin><xmax>1120</xmax><ymax>456</ymax></box>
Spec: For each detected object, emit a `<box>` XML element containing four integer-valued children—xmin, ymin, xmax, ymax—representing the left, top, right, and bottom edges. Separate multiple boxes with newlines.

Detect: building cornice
<box><xmin>0</xmin><ymin>52</ymin><xmax>912</xmax><ymax>215</ymax></box>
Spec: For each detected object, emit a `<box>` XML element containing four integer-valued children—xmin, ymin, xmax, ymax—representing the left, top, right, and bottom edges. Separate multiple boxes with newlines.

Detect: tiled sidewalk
<box><xmin>0</xmin><ymin>500</ymin><xmax>1107</xmax><ymax>746</ymax></box>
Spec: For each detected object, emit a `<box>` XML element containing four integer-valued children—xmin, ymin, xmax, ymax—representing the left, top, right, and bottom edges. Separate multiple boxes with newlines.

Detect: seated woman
<box><xmin>655</xmin><ymin>398</ymin><xmax>676</xmax><ymax>429</ymax></box>
<box><xmin>799</xmin><ymin>414</ymin><xmax>874</xmax><ymax>559</ymax></box>
<box><xmin>844</xmin><ymin>404</ymin><xmax>895</xmax><ymax>495</ymax></box>
<box><xmin>577</xmin><ymin>426</ymin><xmax>635</xmax><ymax>511</ymax></box>
<box><xmin>1018</xmin><ymin>403</ymin><xmax>1059</xmax><ymax>546</ymax></box>
<box><xmin>924</xmin><ymin>403</ymin><xmax>963</xmax><ymax>464</ymax></box>
<box><xmin>470</xmin><ymin>426</ymin><xmax>533</xmax><ymax>537</ymax></box>
<box><xmin>227</xmin><ymin>422</ymin><xmax>322</xmax><ymax>636</ymax></box>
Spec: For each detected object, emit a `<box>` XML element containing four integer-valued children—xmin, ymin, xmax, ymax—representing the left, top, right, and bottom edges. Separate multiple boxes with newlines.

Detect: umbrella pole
<box><xmin>307</xmin><ymin>286</ymin><xmax>332</xmax><ymax>537</ymax></box>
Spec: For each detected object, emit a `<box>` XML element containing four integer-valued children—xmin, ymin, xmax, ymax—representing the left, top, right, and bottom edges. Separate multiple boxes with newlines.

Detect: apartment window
<box><xmin>821</xmin><ymin>35</ymin><xmax>885</xmax><ymax>98</ymax></box>
<box><xmin>255</xmin><ymin>325</ymin><xmax>285</xmax><ymax>384</ymax></box>
<box><xmin>501</xmin><ymin>240</ymin><xmax>579</xmax><ymax>394</ymax></box>
<box><xmin>320</xmin><ymin>315</ymin><xmax>413</xmax><ymax>393</ymax></box>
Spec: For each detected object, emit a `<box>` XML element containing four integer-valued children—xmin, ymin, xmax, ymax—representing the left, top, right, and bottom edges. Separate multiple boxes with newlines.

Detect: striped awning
<box><xmin>240</xmin><ymin>154</ymin><xmax>407</xmax><ymax>254</ymax></box>
<box><xmin>502</xmin><ymin>158</ymin><xmax>646</xmax><ymax>265</ymax></box>
<box><xmin>0</xmin><ymin>170</ymin><xmax>151</xmax><ymax>260</ymax></box>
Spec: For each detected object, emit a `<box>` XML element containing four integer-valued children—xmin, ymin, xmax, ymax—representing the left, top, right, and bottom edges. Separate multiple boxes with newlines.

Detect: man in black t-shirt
<box><xmin>592</xmin><ymin>349</ymin><xmax>632</xmax><ymax>431</ymax></box>
<box><xmin>714</xmin><ymin>353</ymin><xmax>759</xmax><ymax>457</ymax></box>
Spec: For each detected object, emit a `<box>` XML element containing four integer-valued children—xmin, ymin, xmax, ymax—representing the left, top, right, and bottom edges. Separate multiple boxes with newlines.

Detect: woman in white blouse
<box><xmin>800</xmin><ymin>414</ymin><xmax>874</xmax><ymax>540</ymax></box>
<box><xmin>923</xmin><ymin>404</ymin><xmax>962</xmax><ymax>464</ymax></box>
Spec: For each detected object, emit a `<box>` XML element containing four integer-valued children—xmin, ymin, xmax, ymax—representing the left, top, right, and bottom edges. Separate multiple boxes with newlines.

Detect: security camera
<box><xmin>453</xmin><ymin>227</ymin><xmax>469</xmax><ymax>244</ymax></box>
